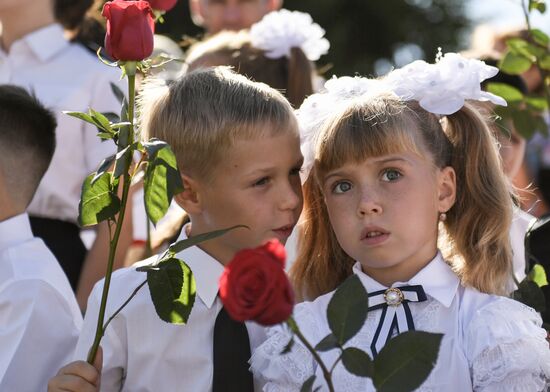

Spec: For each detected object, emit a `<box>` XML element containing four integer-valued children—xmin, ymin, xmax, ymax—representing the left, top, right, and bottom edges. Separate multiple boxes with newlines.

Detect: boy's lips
<box><xmin>361</xmin><ymin>226</ymin><xmax>390</xmax><ymax>246</ymax></box>
<box><xmin>272</xmin><ymin>224</ymin><xmax>295</xmax><ymax>240</ymax></box>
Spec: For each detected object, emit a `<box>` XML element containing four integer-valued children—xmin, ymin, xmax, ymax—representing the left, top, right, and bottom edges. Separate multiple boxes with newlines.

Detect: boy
<box><xmin>50</xmin><ymin>67</ymin><xmax>303</xmax><ymax>391</ymax></box>
<box><xmin>0</xmin><ymin>85</ymin><xmax>83</xmax><ymax>390</ymax></box>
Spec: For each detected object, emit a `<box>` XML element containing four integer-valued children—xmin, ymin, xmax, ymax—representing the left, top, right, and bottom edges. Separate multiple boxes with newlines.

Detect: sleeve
<box><xmin>465</xmin><ymin>298</ymin><xmax>550</xmax><ymax>392</ymax></box>
<box><xmin>249</xmin><ymin>304</ymin><xmax>320</xmax><ymax>392</ymax></box>
<box><xmin>74</xmin><ymin>280</ymin><xmax>127</xmax><ymax>392</ymax></box>
<box><xmin>0</xmin><ymin>280</ymin><xmax>80</xmax><ymax>392</ymax></box>
<box><xmin>82</xmin><ymin>68</ymin><xmax>125</xmax><ymax>173</ymax></box>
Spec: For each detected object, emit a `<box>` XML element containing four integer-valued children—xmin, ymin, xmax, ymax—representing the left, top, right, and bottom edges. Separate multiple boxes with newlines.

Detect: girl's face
<box><xmin>321</xmin><ymin>151</ymin><xmax>455</xmax><ymax>286</ymax></box>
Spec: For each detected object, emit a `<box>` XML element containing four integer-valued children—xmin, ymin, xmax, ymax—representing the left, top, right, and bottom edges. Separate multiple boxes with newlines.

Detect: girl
<box><xmin>251</xmin><ymin>54</ymin><xmax>550</xmax><ymax>391</ymax></box>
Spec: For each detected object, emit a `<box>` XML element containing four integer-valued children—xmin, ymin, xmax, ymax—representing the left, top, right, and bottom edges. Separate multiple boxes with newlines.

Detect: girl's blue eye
<box><xmin>382</xmin><ymin>169</ymin><xmax>401</xmax><ymax>182</ymax></box>
<box><xmin>333</xmin><ymin>181</ymin><xmax>352</xmax><ymax>194</ymax></box>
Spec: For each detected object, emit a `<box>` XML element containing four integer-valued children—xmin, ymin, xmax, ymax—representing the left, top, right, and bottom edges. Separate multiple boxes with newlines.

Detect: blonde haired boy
<box><xmin>50</xmin><ymin>67</ymin><xmax>303</xmax><ymax>391</ymax></box>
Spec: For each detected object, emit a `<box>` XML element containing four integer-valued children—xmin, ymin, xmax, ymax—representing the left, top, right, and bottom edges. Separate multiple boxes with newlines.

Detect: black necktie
<box><xmin>368</xmin><ymin>285</ymin><xmax>427</xmax><ymax>356</ymax></box>
<box><xmin>212</xmin><ymin>307</ymin><xmax>254</xmax><ymax>392</ymax></box>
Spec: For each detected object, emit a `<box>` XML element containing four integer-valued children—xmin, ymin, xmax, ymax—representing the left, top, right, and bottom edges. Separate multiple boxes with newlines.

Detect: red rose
<box><xmin>147</xmin><ymin>0</ymin><xmax>178</xmax><ymax>11</ymax></box>
<box><xmin>219</xmin><ymin>240</ymin><xmax>294</xmax><ymax>326</ymax></box>
<box><xmin>102</xmin><ymin>0</ymin><xmax>155</xmax><ymax>61</ymax></box>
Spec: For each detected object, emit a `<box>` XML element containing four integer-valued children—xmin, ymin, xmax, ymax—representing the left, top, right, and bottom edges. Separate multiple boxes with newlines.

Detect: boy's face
<box><xmin>194</xmin><ymin>129</ymin><xmax>303</xmax><ymax>264</ymax></box>
<box><xmin>190</xmin><ymin>0</ymin><xmax>280</xmax><ymax>34</ymax></box>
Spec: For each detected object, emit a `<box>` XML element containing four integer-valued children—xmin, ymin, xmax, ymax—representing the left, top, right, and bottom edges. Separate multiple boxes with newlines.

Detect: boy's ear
<box><xmin>438</xmin><ymin>166</ymin><xmax>456</xmax><ymax>213</ymax></box>
<box><xmin>174</xmin><ymin>174</ymin><xmax>203</xmax><ymax>214</ymax></box>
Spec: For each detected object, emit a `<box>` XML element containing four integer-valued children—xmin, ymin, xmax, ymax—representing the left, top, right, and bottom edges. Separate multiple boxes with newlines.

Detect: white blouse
<box><xmin>250</xmin><ymin>253</ymin><xmax>550</xmax><ymax>391</ymax></box>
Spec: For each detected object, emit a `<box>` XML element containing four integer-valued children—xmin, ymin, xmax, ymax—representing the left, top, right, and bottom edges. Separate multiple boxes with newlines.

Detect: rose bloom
<box><xmin>102</xmin><ymin>0</ymin><xmax>155</xmax><ymax>61</ymax></box>
<box><xmin>219</xmin><ymin>240</ymin><xmax>294</xmax><ymax>325</ymax></box>
<box><xmin>147</xmin><ymin>0</ymin><xmax>178</xmax><ymax>11</ymax></box>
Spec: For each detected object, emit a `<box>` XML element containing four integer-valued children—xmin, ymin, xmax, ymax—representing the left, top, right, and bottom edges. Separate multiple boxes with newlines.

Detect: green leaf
<box><xmin>300</xmin><ymin>376</ymin><xmax>316</xmax><ymax>392</ymax></box>
<box><xmin>327</xmin><ymin>274</ymin><xmax>369</xmax><ymax>345</ymax></box>
<box><xmin>342</xmin><ymin>347</ymin><xmax>373</xmax><ymax>378</ymax></box>
<box><xmin>63</xmin><ymin>111</ymin><xmax>97</xmax><ymax>127</ymax></box>
<box><xmin>511</xmin><ymin>109</ymin><xmax>546</xmax><ymax>139</ymax></box>
<box><xmin>92</xmin><ymin>154</ymin><xmax>116</xmax><ymax>185</ymax></box>
<box><xmin>507</xmin><ymin>38</ymin><xmax>545</xmax><ymax>60</ymax></box>
<box><xmin>165</xmin><ymin>225</ymin><xmax>247</xmax><ymax>259</ymax></box>
<box><xmin>525</xmin><ymin>96</ymin><xmax>549</xmax><ymax>111</ymax></box>
<box><xmin>142</xmin><ymin>138</ymin><xmax>169</xmax><ymax>156</ymax></box>
<box><xmin>512</xmin><ymin>279</ymin><xmax>546</xmax><ymax>312</ymax></box>
<box><xmin>118</xmin><ymin>97</ymin><xmax>130</xmax><ymax>148</ymax></box>
<box><xmin>113</xmin><ymin>145</ymin><xmax>133</xmax><ymax>179</ymax></box>
<box><xmin>314</xmin><ymin>333</ymin><xmax>339</xmax><ymax>352</ymax></box>
<box><xmin>143</xmin><ymin>145</ymin><xmax>183</xmax><ymax>225</ymax></box>
<box><xmin>110</xmin><ymin>82</ymin><xmax>126</xmax><ymax>104</ymax></box>
<box><xmin>486</xmin><ymin>82</ymin><xmax>524</xmax><ymax>103</ymax></box>
<box><xmin>90</xmin><ymin>109</ymin><xmax>113</xmax><ymax>134</ymax></box>
<box><xmin>97</xmin><ymin>132</ymin><xmax>115</xmax><ymax>141</ymax></box>
<box><xmin>540</xmin><ymin>55</ymin><xmax>550</xmax><ymax>71</ymax></box>
<box><xmin>110</xmin><ymin>121</ymin><xmax>132</xmax><ymax>130</ymax></box>
<box><xmin>529</xmin><ymin>0</ymin><xmax>547</xmax><ymax>13</ymax></box>
<box><xmin>499</xmin><ymin>51</ymin><xmax>533</xmax><ymax>75</ymax></box>
<box><xmin>531</xmin><ymin>264</ymin><xmax>549</xmax><ymax>287</ymax></box>
<box><xmin>530</xmin><ymin>29</ymin><xmax>550</xmax><ymax>46</ymax></box>
<box><xmin>147</xmin><ymin>258</ymin><xmax>196</xmax><ymax>324</ymax></box>
<box><xmin>78</xmin><ymin>172</ymin><xmax>121</xmax><ymax>226</ymax></box>
<box><xmin>373</xmin><ymin>331</ymin><xmax>443</xmax><ymax>392</ymax></box>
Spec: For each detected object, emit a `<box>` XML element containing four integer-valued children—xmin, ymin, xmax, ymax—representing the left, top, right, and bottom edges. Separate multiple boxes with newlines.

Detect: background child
<box><xmin>0</xmin><ymin>0</ymin><xmax>131</xmax><ymax>305</ymax></box>
<box><xmin>50</xmin><ymin>66</ymin><xmax>303</xmax><ymax>391</ymax></box>
<box><xmin>0</xmin><ymin>85</ymin><xmax>82</xmax><ymax>390</ymax></box>
<box><xmin>251</xmin><ymin>56</ymin><xmax>550</xmax><ymax>390</ymax></box>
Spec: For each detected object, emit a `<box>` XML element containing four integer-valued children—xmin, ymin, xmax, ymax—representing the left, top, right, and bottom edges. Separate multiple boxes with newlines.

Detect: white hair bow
<box><xmin>249</xmin><ymin>9</ymin><xmax>330</xmax><ymax>61</ymax></box>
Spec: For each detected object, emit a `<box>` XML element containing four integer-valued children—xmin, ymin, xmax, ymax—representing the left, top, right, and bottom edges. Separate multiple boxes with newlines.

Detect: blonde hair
<box><xmin>185</xmin><ymin>30</ymin><xmax>315</xmax><ymax>108</ymax></box>
<box><xmin>291</xmin><ymin>93</ymin><xmax>513</xmax><ymax>300</ymax></box>
<box><xmin>138</xmin><ymin>66</ymin><xmax>297</xmax><ymax>179</ymax></box>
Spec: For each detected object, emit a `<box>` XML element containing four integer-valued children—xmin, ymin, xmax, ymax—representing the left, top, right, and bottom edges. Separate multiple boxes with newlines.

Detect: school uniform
<box><xmin>0</xmin><ymin>213</ymin><xmax>82</xmax><ymax>391</ymax></box>
<box><xmin>74</xmin><ymin>226</ymin><xmax>267</xmax><ymax>391</ymax></box>
<box><xmin>251</xmin><ymin>252</ymin><xmax>550</xmax><ymax>391</ymax></box>
<box><xmin>509</xmin><ymin>208</ymin><xmax>536</xmax><ymax>291</ymax></box>
<box><xmin>0</xmin><ymin>23</ymin><xmax>122</xmax><ymax>288</ymax></box>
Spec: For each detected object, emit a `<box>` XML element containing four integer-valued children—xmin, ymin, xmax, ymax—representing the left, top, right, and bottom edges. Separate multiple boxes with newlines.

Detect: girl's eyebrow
<box><xmin>323</xmin><ymin>157</ymin><xmax>413</xmax><ymax>184</ymax></box>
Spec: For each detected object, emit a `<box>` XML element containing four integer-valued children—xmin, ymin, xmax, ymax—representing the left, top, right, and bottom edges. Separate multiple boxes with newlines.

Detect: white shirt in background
<box><xmin>0</xmin><ymin>24</ymin><xmax>122</xmax><ymax>223</ymax></box>
<box><xmin>251</xmin><ymin>252</ymin><xmax>550</xmax><ymax>391</ymax></box>
<box><xmin>75</xmin><ymin>226</ymin><xmax>267</xmax><ymax>391</ymax></box>
<box><xmin>0</xmin><ymin>213</ymin><xmax>82</xmax><ymax>391</ymax></box>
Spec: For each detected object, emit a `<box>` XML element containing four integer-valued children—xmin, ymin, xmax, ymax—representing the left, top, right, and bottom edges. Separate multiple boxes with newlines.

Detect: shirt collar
<box><xmin>171</xmin><ymin>224</ymin><xmax>225</xmax><ymax>309</ymax></box>
<box><xmin>11</xmin><ymin>24</ymin><xmax>68</xmax><ymax>62</ymax></box>
<box><xmin>0</xmin><ymin>213</ymin><xmax>34</xmax><ymax>253</ymax></box>
<box><xmin>352</xmin><ymin>251</ymin><xmax>460</xmax><ymax>308</ymax></box>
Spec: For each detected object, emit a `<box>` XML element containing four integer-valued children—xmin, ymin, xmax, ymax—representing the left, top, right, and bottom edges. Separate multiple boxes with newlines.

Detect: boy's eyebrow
<box><xmin>244</xmin><ymin>156</ymin><xmax>304</xmax><ymax>177</ymax></box>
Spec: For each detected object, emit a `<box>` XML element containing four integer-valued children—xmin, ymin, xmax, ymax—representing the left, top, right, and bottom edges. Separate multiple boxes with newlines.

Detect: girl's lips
<box><xmin>361</xmin><ymin>232</ymin><xmax>390</xmax><ymax>246</ymax></box>
<box><xmin>361</xmin><ymin>227</ymin><xmax>390</xmax><ymax>246</ymax></box>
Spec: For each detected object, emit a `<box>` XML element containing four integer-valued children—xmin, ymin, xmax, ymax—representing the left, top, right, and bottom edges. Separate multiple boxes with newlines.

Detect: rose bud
<box><xmin>147</xmin><ymin>0</ymin><xmax>178</xmax><ymax>12</ymax></box>
<box><xmin>102</xmin><ymin>0</ymin><xmax>155</xmax><ymax>61</ymax></box>
<box><xmin>219</xmin><ymin>240</ymin><xmax>294</xmax><ymax>326</ymax></box>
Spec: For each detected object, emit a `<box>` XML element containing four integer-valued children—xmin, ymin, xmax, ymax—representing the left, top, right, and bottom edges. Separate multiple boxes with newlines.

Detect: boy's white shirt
<box><xmin>0</xmin><ymin>213</ymin><xmax>82</xmax><ymax>390</ymax></box>
<box><xmin>509</xmin><ymin>207</ymin><xmax>536</xmax><ymax>290</ymax></box>
<box><xmin>251</xmin><ymin>252</ymin><xmax>550</xmax><ymax>391</ymax></box>
<box><xmin>0</xmin><ymin>23</ymin><xmax>121</xmax><ymax>223</ymax></box>
<box><xmin>75</xmin><ymin>226</ymin><xmax>267</xmax><ymax>391</ymax></box>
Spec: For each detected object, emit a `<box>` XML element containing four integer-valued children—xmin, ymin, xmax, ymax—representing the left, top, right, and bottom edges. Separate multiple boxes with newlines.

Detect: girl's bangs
<box><xmin>316</xmin><ymin>99</ymin><xmax>422</xmax><ymax>175</ymax></box>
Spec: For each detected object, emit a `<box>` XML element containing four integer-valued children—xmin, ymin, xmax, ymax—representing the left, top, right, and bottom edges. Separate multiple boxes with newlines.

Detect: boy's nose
<box><xmin>279</xmin><ymin>181</ymin><xmax>302</xmax><ymax>211</ymax></box>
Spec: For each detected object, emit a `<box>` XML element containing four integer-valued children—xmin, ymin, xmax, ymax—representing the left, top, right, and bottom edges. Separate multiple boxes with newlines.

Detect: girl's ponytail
<box><xmin>287</xmin><ymin>47</ymin><xmax>314</xmax><ymax>108</ymax></box>
<box><xmin>442</xmin><ymin>102</ymin><xmax>513</xmax><ymax>295</ymax></box>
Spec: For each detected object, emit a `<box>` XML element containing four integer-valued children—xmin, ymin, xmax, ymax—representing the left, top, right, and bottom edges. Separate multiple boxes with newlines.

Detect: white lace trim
<box><xmin>250</xmin><ymin>306</ymin><xmax>318</xmax><ymax>390</ymax></box>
